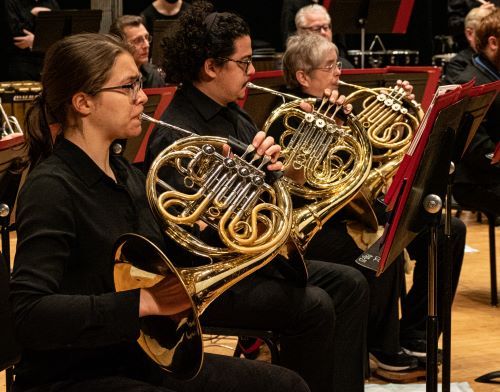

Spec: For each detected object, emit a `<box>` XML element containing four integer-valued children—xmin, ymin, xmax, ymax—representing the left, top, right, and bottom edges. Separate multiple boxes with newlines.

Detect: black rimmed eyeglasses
<box><xmin>217</xmin><ymin>57</ymin><xmax>253</xmax><ymax>73</ymax></box>
<box><xmin>93</xmin><ymin>77</ymin><xmax>144</xmax><ymax>103</ymax></box>
<box><xmin>302</xmin><ymin>23</ymin><xmax>332</xmax><ymax>33</ymax></box>
<box><xmin>313</xmin><ymin>61</ymin><xmax>342</xmax><ymax>73</ymax></box>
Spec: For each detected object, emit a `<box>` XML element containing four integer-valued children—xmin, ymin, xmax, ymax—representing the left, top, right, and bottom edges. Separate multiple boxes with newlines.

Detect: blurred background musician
<box><xmin>4</xmin><ymin>0</ymin><xmax>60</xmax><ymax>81</ymax></box>
<box><xmin>446</xmin><ymin>5</ymin><xmax>497</xmax><ymax>82</ymax></box>
<box><xmin>293</xmin><ymin>3</ymin><xmax>353</xmax><ymax>68</ymax></box>
<box><xmin>448</xmin><ymin>0</ymin><xmax>499</xmax><ymax>51</ymax></box>
<box><xmin>445</xmin><ymin>8</ymin><xmax>500</xmax><ymax>218</ymax></box>
<box><xmin>140</xmin><ymin>0</ymin><xmax>190</xmax><ymax>38</ymax></box>
<box><xmin>9</xmin><ymin>32</ymin><xmax>310</xmax><ymax>392</ymax></box>
<box><xmin>109</xmin><ymin>15</ymin><xmax>166</xmax><ymax>89</ymax></box>
<box><xmin>144</xmin><ymin>2</ymin><xmax>370</xmax><ymax>391</ymax></box>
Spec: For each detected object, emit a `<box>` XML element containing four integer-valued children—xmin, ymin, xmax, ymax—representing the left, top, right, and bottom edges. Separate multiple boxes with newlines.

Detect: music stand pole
<box><xmin>424</xmin><ymin>194</ymin><xmax>442</xmax><ymax>392</ymax></box>
<box><xmin>359</xmin><ymin>17</ymin><xmax>366</xmax><ymax>68</ymax></box>
<box><xmin>441</xmin><ymin>162</ymin><xmax>455</xmax><ymax>392</ymax></box>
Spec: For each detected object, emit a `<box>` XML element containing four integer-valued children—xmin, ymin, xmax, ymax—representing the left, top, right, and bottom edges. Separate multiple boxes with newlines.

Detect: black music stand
<box><xmin>328</xmin><ymin>0</ymin><xmax>415</xmax><ymax>68</ymax></box>
<box><xmin>32</xmin><ymin>10</ymin><xmax>102</xmax><ymax>53</ymax></box>
<box><xmin>357</xmin><ymin>85</ymin><xmax>468</xmax><ymax>392</ymax></box>
<box><xmin>151</xmin><ymin>20</ymin><xmax>179</xmax><ymax>67</ymax></box>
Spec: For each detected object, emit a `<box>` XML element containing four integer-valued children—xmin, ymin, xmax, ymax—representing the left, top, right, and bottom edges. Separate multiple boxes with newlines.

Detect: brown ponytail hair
<box><xmin>24</xmin><ymin>33</ymin><xmax>130</xmax><ymax>168</ymax></box>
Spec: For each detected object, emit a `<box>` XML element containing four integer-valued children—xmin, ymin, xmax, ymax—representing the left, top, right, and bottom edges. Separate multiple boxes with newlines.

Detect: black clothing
<box><xmin>141</xmin><ymin>63</ymin><xmax>165</xmax><ymax>89</ymax></box>
<box><xmin>445</xmin><ymin>47</ymin><xmax>474</xmax><ymax>83</ymax></box>
<box><xmin>445</xmin><ymin>54</ymin><xmax>500</xmax><ymax>216</ymax></box>
<box><xmin>145</xmin><ymin>83</ymin><xmax>370</xmax><ymax>392</ymax></box>
<box><xmin>140</xmin><ymin>2</ymin><xmax>190</xmax><ymax>37</ymax></box>
<box><xmin>10</xmin><ymin>139</ymin><xmax>310</xmax><ymax>392</ymax></box>
<box><xmin>5</xmin><ymin>0</ymin><xmax>60</xmax><ymax>80</ymax></box>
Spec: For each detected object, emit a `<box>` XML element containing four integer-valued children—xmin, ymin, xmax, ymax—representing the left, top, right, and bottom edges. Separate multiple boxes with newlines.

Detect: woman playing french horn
<box><xmin>9</xmin><ymin>33</ymin><xmax>311</xmax><ymax>392</ymax></box>
<box><xmin>144</xmin><ymin>3</ymin><xmax>369</xmax><ymax>392</ymax></box>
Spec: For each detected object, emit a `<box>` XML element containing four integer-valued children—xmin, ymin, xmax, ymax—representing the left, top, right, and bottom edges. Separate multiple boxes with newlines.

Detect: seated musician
<box><xmin>282</xmin><ymin>32</ymin><xmax>466</xmax><ymax>365</ymax></box>
<box><xmin>9</xmin><ymin>33</ymin><xmax>310</xmax><ymax>392</ymax></box>
<box><xmin>444</xmin><ymin>8</ymin><xmax>500</xmax><ymax>219</ymax></box>
<box><xmin>144</xmin><ymin>2</ymin><xmax>370</xmax><ymax>392</ymax></box>
<box><xmin>446</xmin><ymin>6</ymin><xmax>496</xmax><ymax>83</ymax></box>
<box><xmin>109</xmin><ymin>15</ymin><xmax>166</xmax><ymax>89</ymax></box>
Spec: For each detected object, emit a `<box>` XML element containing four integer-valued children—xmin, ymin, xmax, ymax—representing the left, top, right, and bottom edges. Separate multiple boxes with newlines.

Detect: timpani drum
<box><xmin>347</xmin><ymin>49</ymin><xmax>420</xmax><ymax>68</ymax></box>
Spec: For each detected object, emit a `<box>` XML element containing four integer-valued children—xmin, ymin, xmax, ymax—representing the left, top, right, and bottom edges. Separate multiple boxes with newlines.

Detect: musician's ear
<box><xmin>203</xmin><ymin>58</ymin><xmax>218</xmax><ymax>79</ymax></box>
<box><xmin>296</xmin><ymin>70</ymin><xmax>310</xmax><ymax>88</ymax></box>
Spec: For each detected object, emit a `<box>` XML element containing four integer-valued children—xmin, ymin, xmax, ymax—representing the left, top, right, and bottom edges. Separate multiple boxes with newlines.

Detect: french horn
<box><xmin>114</xmin><ymin>114</ymin><xmax>295</xmax><ymax>379</ymax></box>
<box><xmin>247</xmin><ymin>82</ymin><xmax>372</xmax><ymax>254</ymax></box>
<box><xmin>341</xmin><ymin>80</ymin><xmax>425</xmax><ymax>203</ymax></box>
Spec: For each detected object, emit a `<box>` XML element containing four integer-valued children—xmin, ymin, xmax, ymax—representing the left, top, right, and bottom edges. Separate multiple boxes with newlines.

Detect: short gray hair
<box><xmin>283</xmin><ymin>33</ymin><xmax>337</xmax><ymax>89</ymax></box>
<box><xmin>295</xmin><ymin>4</ymin><xmax>331</xmax><ymax>30</ymax></box>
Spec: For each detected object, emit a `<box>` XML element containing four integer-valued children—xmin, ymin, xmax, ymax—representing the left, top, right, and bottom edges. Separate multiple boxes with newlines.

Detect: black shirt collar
<box><xmin>53</xmin><ymin>138</ymin><xmax>128</xmax><ymax>187</ymax></box>
<box><xmin>180</xmin><ymin>83</ymin><xmax>241</xmax><ymax>123</ymax></box>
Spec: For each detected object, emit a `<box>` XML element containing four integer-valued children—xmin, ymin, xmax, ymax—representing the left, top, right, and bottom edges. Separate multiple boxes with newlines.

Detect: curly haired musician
<box><xmin>144</xmin><ymin>2</ymin><xmax>370</xmax><ymax>392</ymax></box>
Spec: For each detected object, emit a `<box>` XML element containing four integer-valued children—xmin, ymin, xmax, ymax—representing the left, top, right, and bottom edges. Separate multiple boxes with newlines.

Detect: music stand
<box><xmin>328</xmin><ymin>0</ymin><xmax>415</xmax><ymax>67</ymax></box>
<box><xmin>32</xmin><ymin>10</ymin><xmax>102</xmax><ymax>53</ymax></box>
<box><xmin>151</xmin><ymin>20</ymin><xmax>179</xmax><ymax>67</ymax></box>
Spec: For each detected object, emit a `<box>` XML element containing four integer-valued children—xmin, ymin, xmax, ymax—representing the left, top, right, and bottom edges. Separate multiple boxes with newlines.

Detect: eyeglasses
<box><xmin>128</xmin><ymin>34</ymin><xmax>152</xmax><ymax>46</ymax></box>
<box><xmin>217</xmin><ymin>57</ymin><xmax>253</xmax><ymax>73</ymax></box>
<box><xmin>302</xmin><ymin>23</ymin><xmax>332</xmax><ymax>33</ymax></box>
<box><xmin>313</xmin><ymin>61</ymin><xmax>342</xmax><ymax>73</ymax></box>
<box><xmin>93</xmin><ymin>77</ymin><xmax>143</xmax><ymax>103</ymax></box>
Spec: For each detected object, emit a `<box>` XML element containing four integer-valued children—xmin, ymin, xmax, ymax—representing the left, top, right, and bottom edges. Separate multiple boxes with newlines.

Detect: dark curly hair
<box><xmin>161</xmin><ymin>1</ymin><xmax>250</xmax><ymax>84</ymax></box>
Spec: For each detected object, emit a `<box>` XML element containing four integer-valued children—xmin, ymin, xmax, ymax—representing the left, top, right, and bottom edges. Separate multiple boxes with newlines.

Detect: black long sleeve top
<box><xmin>445</xmin><ymin>54</ymin><xmax>500</xmax><ymax>186</ymax></box>
<box><xmin>5</xmin><ymin>0</ymin><xmax>60</xmax><ymax>55</ymax></box>
<box><xmin>10</xmin><ymin>139</ymin><xmax>166</xmax><ymax>389</ymax></box>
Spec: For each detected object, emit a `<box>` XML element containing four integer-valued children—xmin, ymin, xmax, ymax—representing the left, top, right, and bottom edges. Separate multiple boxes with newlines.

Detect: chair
<box><xmin>203</xmin><ymin>326</ymin><xmax>281</xmax><ymax>364</ymax></box>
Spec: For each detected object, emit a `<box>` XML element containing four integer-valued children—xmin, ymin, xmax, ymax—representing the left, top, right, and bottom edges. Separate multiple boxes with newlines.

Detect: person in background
<box><xmin>293</xmin><ymin>4</ymin><xmax>354</xmax><ymax>68</ymax></box>
<box><xmin>445</xmin><ymin>8</ymin><xmax>500</xmax><ymax>217</ymax></box>
<box><xmin>9</xmin><ymin>32</ymin><xmax>311</xmax><ymax>392</ymax></box>
<box><xmin>141</xmin><ymin>0</ymin><xmax>190</xmax><ymax>37</ymax></box>
<box><xmin>145</xmin><ymin>2</ymin><xmax>370</xmax><ymax>391</ymax></box>
<box><xmin>446</xmin><ymin>5</ymin><xmax>497</xmax><ymax>82</ymax></box>
<box><xmin>448</xmin><ymin>0</ymin><xmax>498</xmax><ymax>51</ymax></box>
<box><xmin>4</xmin><ymin>0</ymin><xmax>60</xmax><ymax>81</ymax></box>
<box><xmin>109</xmin><ymin>15</ymin><xmax>166</xmax><ymax>89</ymax></box>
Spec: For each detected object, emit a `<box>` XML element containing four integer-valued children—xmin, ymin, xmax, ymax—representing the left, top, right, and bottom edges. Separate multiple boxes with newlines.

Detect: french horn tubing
<box><xmin>340</xmin><ymin>80</ymin><xmax>425</xmax><ymax>203</ymax></box>
<box><xmin>247</xmin><ymin>82</ymin><xmax>373</xmax><ymax>254</ymax></box>
<box><xmin>114</xmin><ymin>113</ymin><xmax>295</xmax><ymax>379</ymax></box>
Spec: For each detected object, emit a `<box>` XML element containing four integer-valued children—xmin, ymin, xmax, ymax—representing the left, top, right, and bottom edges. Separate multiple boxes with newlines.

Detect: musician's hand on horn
<box><xmin>299</xmin><ymin>88</ymin><xmax>352</xmax><ymax>125</ymax></box>
<box><xmin>222</xmin><ymin>131</ymin><xmax>283</xmax><ymax>171</ymax></box>
<box><xmin>139</xmin><ymin>275</ymin><xmax>192</xmax><ymax>317</ymax></box>
<box><xmin>396</xmin><ymin>79</ymin><xmax>416</xmax><ymax>101</ymax></box>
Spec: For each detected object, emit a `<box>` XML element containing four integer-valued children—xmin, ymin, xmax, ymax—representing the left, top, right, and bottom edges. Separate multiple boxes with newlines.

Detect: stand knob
<box><xmin>0</xmin><ymin>203</ymin><xmax>10</xmax><ymax>218</ymax></box>
<box><xmin>423</xmin><ymin>194</ymin><xmax>442</xmax><ymax>214</ymax></box>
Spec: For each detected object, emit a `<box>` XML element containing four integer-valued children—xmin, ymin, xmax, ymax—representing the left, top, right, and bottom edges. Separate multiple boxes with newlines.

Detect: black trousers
<box><xmin>305</xmin><ymin>219</ymin><xmax>404</xmax><ymax>354</ymax></box>
<box><xmin>14</xmin><ymin>353</ymin><xmax>310</xmax><ymax>392</ymax></box>
<box><xmin>401</xmin><ymin>216</ymin><xmax>466</xmax><ymax>341</ymax></box>
<box><xmin>201</xmin><ymin>259</ymin><xmax>369</xmax><ymax>392</ymax></box>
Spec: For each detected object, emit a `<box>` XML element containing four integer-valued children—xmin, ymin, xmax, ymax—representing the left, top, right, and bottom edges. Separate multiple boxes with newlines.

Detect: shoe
<box><xmin>402</xmin><ymin>339</ymin><xmax>443</xmax><ymax>364</ymax></box>
<box><xmin>401</xmin><ymin>339</ymin><xmax>426</xmax><ymax>358</ymax></box>
<box><xmin>237</xmin><ymin>337</ymin><xmax>263</xmax><ymax>360</ymax></box>
<box><xmin>370</xmin><ymin>349</ymin><xmax>419</xmax><ymax>372</ymax></box>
